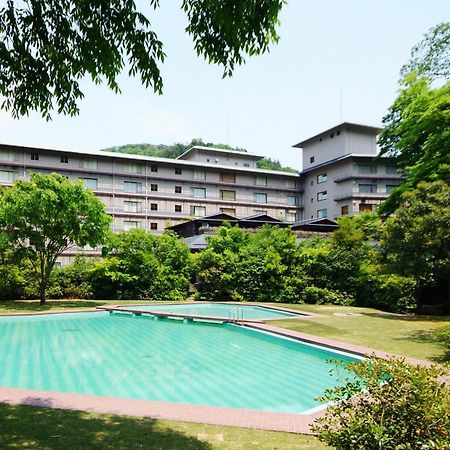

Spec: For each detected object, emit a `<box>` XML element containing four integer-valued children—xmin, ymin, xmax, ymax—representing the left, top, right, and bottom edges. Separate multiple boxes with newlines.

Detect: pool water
<box><xmin>0</xmin><ymin>312</ymin><xmax>359</xmax><ymax>413</ymax></box>
<box><xmin>123</xmin><ymin>303</ymin><xmax>300</xmax><ymax>320</ymax></box>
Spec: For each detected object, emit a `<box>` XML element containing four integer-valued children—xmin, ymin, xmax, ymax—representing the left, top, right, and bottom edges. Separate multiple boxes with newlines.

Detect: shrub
<box><xmin>303</xmin><ymin>285</ymin><xmax>353</xmax><ymax>305</ymax></box>
<box><xmin>312</xmin><ymin>357</ymin><xmax>450</xmax><ymax>450</ymax></box>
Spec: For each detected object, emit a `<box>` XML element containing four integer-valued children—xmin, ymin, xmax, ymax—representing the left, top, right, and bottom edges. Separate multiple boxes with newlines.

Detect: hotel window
<box><xmin>359</xmin><ymin>184</ymin><xmax>377</xmax><ymax>193</ymax></box>
<box><xmin>285</xmin><ymin>212</ymin><xmax>297</xmax><ymax>222</ymax></box>
<box><xmin>310</xmin><ymin>156</ymin><xmax>315</xmax><ymax>163</ymax></box>
<box><xmin>191</xmin><ymin>205</ymin><xmax>206</xmax><ymax>217</ymax></box>
<box><xmin>255</xmin><ymin>175</ymin><xmax>267</xmax><ymax>186</ymax></box>
<box><xmin>123</xmin><ymin>220</ymin><xmax>139</xmax><ymax>231</ymax></box>
<box><xmin>0</xmin><ymin>170</ymin><xmax>14</xmax><ymax>183</ymax></box>
<box><xmin>151</xmin><ymin>165</ymin><xmax>158</xmax><ymax>172</ymax></box>
<box><xmin>60</xmin><ymin>155</ymin><xmax>69</xmax><ymax>163</ymax></box>
<box><xmin>80</xmin><ymin>178</ymin><xmax>98</xmax><ymax>190</ymax></box>
<box><xmin>287</xmin><ymin>195</ymin><xmax>298</xmax><ymax>206</ymax></box>
<box><xmin>243</xmin><ymin>163</ymin><xmax>250</xmax><ymax>168</ymax></box>
<box><xmin>191</xmin><ymin>187</ymin><xmax>206</xmax><ymax>198</ymax></box>
<box><xmin>220</xmin><ymin>172</ymin><xmax>236</xmax><ymax>183</ymax></box>
<box><xmin>175</xmin><ymin>168</ymin><xmax>182</xmax><ymax>175</ymax></box>
<box><xmin>175</xmin><ymin>205</ymin><xmax>182</xmax><ymax>212</ymax></box>
<box><xmin>386</xmin><ymin>165</ymin><xmax>397</xmax><ymax>174</ymax></box>
<box><xmin>386</xmin><ymin>185</ymin><xmax>397</xmax><ymax>193</ymax></box>
<box><xmin>341</xmin><ymin>205</ymin><xmax>349</xmax><ymax>215</ymax></box>
<box><xmin>359</xmin><ymin>204</ymin><xmax>373</xmax><ymax>213</ymax></box>
<box><xmin>175</xmin><ymin>185</ymin><xmax>182</xmax><ymax>194</ymax></box>
<box><xmin>359</xmin><ymin>164</ymin><xmax>377</xmax><ymax>174</ymax></box>
<box><xmin>286</xmin><ymin>179</ymin><xmax>296</xmax><ymax>189</ymax></box>
<box><xmin>150</xmin><ymin>203</ymin><xmax>158</xmax><ymax>211</ymax></box>
<box><xmin>30</xmin><ymin>153</ymin><xmax>39</xmax><ymax>161</ymax></box>
<box><xmin>220</xmin><ymin>207</ymin><xmax>236</xmax><ymax>216</ymax></box>
<box><xmin>150</xmin><ymin>223</ymin><xmax>158</xmax><ymax>230</ymax></box>
<box><xmin>220</xmin><ymin>190</ymin><xmax>236</xmax><ymax>201</ymax></box>
<box><xmin>123</xmin><ymin>181</ymin><xmax>142</xmax><ymax>193</ymax></box>
<box><xmin>193</xmin><ymin>169</ymin><xmax>206</xmax><ymax>180</ymax></box>
<box><xmin>124</xmin><ymin>162</ymin><xmax>139</xmax><ymax>173</ymax></box>
<box><xmin>254</xmin><ymin>209</ymin><xmax>267</xmax><ymax>215</ymax></box>
<box><xmin>81</xmin><ymin>159</ymin><xmax>97</xmax><ymax>169</ymax></box>
<box><xmin>124</xmin><ymin>201</ymin><xmax>141</xmax><ymax>213</ymax></box>
<box><xmin>317</xmin><ymin>191</ymin><xmax>327</xmax><ymax>201</ymax></box>
<box><xmin>254</xmin><ymin>193</ymin><xmax>267</xmax><ymax>203</ymax></box>
<box><xmin>151</xmin><ymin>184</ymin><xmax>158</xmax><ymax>192</ymax></box>
<box><xmin>317</xmin><ymin>173</ymin><xmax>327</xmax><ymax>183</ymax></box>
<box><xmin>0</xmin><ymin>150</ymin><xmax>14</xmax><ymax>161</ymax></box>
<box><xmin>317</xmin><ymin>208</ymin><xmax>327</xmax><ymax>218</ymax></box>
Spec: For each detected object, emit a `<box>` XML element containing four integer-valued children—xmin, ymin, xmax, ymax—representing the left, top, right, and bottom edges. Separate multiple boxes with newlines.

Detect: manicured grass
<box><xmin>265</xmin><ymin>303</ymin><xmax>450</xmax><ymax>363</ymax></box>
<box><xmin>0</xmin><ymin>403</ymin><xmax>325</xmax><ymax>450</ymax></box>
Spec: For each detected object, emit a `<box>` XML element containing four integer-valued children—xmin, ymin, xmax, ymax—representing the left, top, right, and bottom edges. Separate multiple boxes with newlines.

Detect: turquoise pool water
<box><xmin>0</xmin><ymin>312</ymin><xmax>359</xmax><ymax>413</ymax></box>
<box><xmin>122</xmin><ymin>303</ymin><xmax>299</xmax><ymax>320</ymax></box>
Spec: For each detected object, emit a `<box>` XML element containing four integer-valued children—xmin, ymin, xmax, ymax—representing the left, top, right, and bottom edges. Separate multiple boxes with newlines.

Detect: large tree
<box><xmin>378</xmin><ymin>23</ymin><xmax>450</xmax><ymax>214</ymax></box>
<box><xmin>0</xmin><ymin>173</ymin><xmax>111</xmax><ymax>304</ymax></box>
<box><xmin>0</xmin><ymin>0</ymin><xmax>284</xmax><ymax>119</ymax></box>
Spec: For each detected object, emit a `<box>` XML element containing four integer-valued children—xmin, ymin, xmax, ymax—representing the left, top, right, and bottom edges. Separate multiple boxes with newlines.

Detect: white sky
<box><xmin>0</xmin><ymin>1</ymin><xmax>448</xmax><ymax>170</ymax></box>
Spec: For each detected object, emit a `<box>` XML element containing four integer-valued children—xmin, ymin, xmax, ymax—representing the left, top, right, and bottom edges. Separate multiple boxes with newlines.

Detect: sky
<box><xmin>0</xmin><ymin>1</ymin><xmax>448</xmax><ymax>171</ymax></box>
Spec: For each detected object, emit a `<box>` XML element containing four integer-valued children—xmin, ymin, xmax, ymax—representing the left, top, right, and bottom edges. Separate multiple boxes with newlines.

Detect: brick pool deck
<box><xmin>0</xmin><ymin>310</ymin><xmax>434</xmax><ymax>434</ymax></box>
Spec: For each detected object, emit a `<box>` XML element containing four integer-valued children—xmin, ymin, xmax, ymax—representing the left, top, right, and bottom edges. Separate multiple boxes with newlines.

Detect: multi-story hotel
<box><xmin>0</xmin><ymin>122</ymin><xmax>403</xmax><ymax>262</ymax></box>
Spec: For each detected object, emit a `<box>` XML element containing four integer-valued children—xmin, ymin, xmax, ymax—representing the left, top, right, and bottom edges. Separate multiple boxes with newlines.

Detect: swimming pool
<box><xmin>0</xmin><ymin>312</ymin><xmax>359</xmax><ymax>414</ymax></box>
<box><xmin>120</xmin><ymin>302</ymin><xmax>301</xmax><ymax>320</ymax></box>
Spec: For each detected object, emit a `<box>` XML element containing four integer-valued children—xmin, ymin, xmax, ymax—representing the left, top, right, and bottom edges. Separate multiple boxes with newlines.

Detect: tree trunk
<box><xmin>39</xmin><ymin>279</ymin><xmax>46</xmax><ymax>305</ymax></box>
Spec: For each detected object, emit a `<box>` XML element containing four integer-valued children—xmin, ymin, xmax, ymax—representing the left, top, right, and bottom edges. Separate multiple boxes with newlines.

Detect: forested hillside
<box><xmin>100</xmin><ymin>139</ymin><xmax>298</xmax><ymax>173</ymax></box>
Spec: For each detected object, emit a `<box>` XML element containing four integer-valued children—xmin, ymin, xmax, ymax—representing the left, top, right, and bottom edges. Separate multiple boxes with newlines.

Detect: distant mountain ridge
<box><xmin>100</xmin><ymin>139</ymin><xmax>298</xmax><ymax>173</ymax></box>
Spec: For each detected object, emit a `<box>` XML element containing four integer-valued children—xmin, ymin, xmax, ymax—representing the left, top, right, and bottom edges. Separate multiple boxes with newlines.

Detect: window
<box><xmin>310</xmin><ymin>180</ymin><xmax>314</xmax><ymax>186</ymax></box>
<box><xmin>60</xmin><ymin>155</ymin><xmax>69</xmax><ymax>163</ymax></box>
<box><xmin>317</xmin><ymin>173</ymin><xmax>327</xmax><ymax>183</ymax></box>
<box><xmin>123</xmin><ymin>220</ymin><xmax>139</xmax><ymax>231</ymax></box>
<box><xmin>175</xmin><ymin>168</ymin><xmax>182</xmax><ymax>175</ymax></box>
<box><xmin>287</xmin><ymin>195</ymin><xmax>298</xmax><ymax>206</ymax></box>
<box><xmin>310</xmin><ymin>156</ymin><xmax>315</xmax><ymax>163</ymax></box>
<box><xmin>191</xmin><ymin>206</ymin><xmax>206</xmax><ymax>217</ymax></box>
<box><xmin>193</xmin><ymin>169</ymin><xmax>206</xmax><ymax>180</ymax></box>
<box><xmin>124</xmin><ymin>201</ymin><xmax>141</xmax><ymax>213</ymax></box>
<box><xmin>220</xmin><ymin>190</ymin><xmax>236</xmax><ymax>201</ymax></box>
<box><xmin>359</xmin><ymin>164</ymin><xmax>377</xmax><ymax>174</ymax></box>
<box><xmin>81</xmin><ymin>178</ymin><xmax>98</xmax><ymax>190</ymax></box>
<box><xmin>150</xmin><ymin>223</ymin><xmax>158</xmax><ymax>230</ymax></box>
<box><xmin>286</xmin><ymin>212</ymin><xmax>297</xmax><ymax>222</ymax></box>
<box><xmin>330</xmin><ymin>133</ymin><xmax>334</xmax><ymax>138</ymax></box>
<box><xmin>123</xmin><ymin>181</ymin><xmax>142</xmax><ymax>193</ymax></box>
<box><xmin>243</xmin><ymin>163</ymin><xmax>250</xmax><ymax>168</ymax></box>
<box><xmin>220</xmin><ymin>172</ymin><xmax>236</xmax><ymax>183</ymax></box>
<box><xmin>254</xmin><ymin>193</ymin><xmax>267</xmax><ymax>203</ymax></box>
<box><xmin>286</xmin><ymin>179</ymin><xmax>296</xmax><ymax>189</ymax></box>
<box><xmin>311</xmin><ymin>198</ymin><xmax>314</xmax><ymax>203</ymax></box>
<box><xmin>82</xmin><ymin>159</ymin><xmax>97</xmax><ymax>169</ymax></box>
<box><xmin>175</xmin><ymin>185</ymin><xmax>182</xmax><ymax>194</ymax></box>
<box><xmin>337</xmin><ymin>130</ymin><xmax>341</xmax><ymax>136</ymax></box>
<box><xmin>386</xmin><ymin>185</ymin><xmax>397</xmax><ymax>193</ymax></box>
<box><xmin>0</xmin><ymin>150</ymin><xmax>13</xmax><ymax>161</ymax></box>
<box><xmin>255</xmin><ymin>175</ymin><xmax>267</xmax><ymax>186</ymax></box>
<box><xmin>254</xmin><ymin>209</ymin><xmax>267</xmax><ymax>215</ymax></box>
<box><xmin>30</xmin><ymin>153</ymin><xmax>39</xmax><ymax>161</ymax></box>
<box><xmin>386</xmin><ymin>165</ymin><xmax>397</xmax><ymax>174</ymax></box>
<box><xmin>191</xmin><ymin>187</ymin><xmax>206</xmax><ymax>198</ymax></box>
<box><xmin>220</xmin><ymin>207</ymin><xmax>236</xmax><ymax>215</ymax></box>
<box><xmin>341</xmin><ymin>205</ymin><xmax>349</xmax><ymax>215</ymax></box>
<box><xmin>151</xmin><ymin>184</ymin><xmax>158</xmax><ymax>192</ymax></box>
<box><xmin>0</xmin><ymin>170</ymin><xmax>14</xmax><ymax>183</ymax></box>
<box><xmin>151</xmin><ymin>165</ymin><xmax>158</xmax><ymax>172</ymax></box>
<box><xmin>175</xmin><ymin>205</ymin><xmax>182</xmax><ymax>213</ymax></box>
<box><xmin>124</xmin><ymin>162</ymin><xmax>139</xmax><ymax>173</ymax></box>
<box><xmin>359</xmin><ymin>184</ymin><xmax>377</xmax><ymax>193</ymax></box>
<box><xmin>150</xmin><ymin>203</ymin><xmax>158</xmax><ymax>211</ymax></box>
<box><xmin>317</xmin><ymin>208</ymin><xmax>327</xmax><ymax>218</ymax></box>
<box><xmin>359</xmin><ymin>204</ymin><xmax>373</xmax><ymax>213</ymax></box>
<box><xmin>317</xmin><ymin>191</ymin><xmax>327</xmax><ymax>201</ymax></box>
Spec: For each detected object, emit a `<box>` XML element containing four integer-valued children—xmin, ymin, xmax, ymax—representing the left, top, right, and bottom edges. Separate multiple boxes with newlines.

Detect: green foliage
<box><xmin>0</xmin><ymin>173</ymin><xmax>111</xmax><ymax>304</ymax></box>
<box><xmin>92</xmin><ymin>229</ymin><xmax>192</xmax><ymax>300</ymax></box>
<box><xmin>379</xmin><ymin>181</ymin><xmax>450</xmax><ymax>310</ymax></box>
<box><xmin>255</xmin><ymin>157</ymin><xmax>298</xmax><ymax>173</ymax></box>
<box><xmin>303</xmin><ymin>286</ymin><xmax>351</xmax><ymax>305</ymax></box>
<box><xmin>0</xmin><ymin>0</ymin><xmax>283</xmax><ymax>119</ymax></box>
<box><xmin>312</xmin><ymin>357</ymin><xmax>450</xmax><ymax>450</ymax></box>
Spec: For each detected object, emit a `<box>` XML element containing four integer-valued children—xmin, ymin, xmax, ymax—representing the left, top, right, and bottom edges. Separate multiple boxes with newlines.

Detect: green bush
<box><xmin>312</xmin><ymin>357</ymin><xmax>450</xmax><ymax>450</ymax></box>
<box><xmin>303</xmin><ymin>285</ymin><xmax>353</xmax><ymax>305</ymax></box>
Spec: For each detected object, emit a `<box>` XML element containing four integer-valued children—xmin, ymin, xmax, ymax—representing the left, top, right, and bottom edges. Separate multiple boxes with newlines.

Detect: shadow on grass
<box><xmin>400</xmin><ymin>328</ymin><xmax>450</xmax><ymax>364</ymax></box>
<box><xmin>360</xmin><ymin>312</ymin><xmax>450</xmax><ymax>323</ymax></box>
<box><xmin>0</xmin><ymin>402</ymin><xmax>213</xmax><ymax>450</ymax></box>
<box><xmin>0</xmin><ymin>300</ymin><xmax>109</xmax><ymax>312</ymax></box>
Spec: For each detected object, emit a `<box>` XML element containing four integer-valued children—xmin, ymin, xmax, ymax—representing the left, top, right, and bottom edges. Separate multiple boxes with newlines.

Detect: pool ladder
<box><xmin>228</xmin><ymin>306</ymin><xmax>244</xmax><ymax>325</ymax></box>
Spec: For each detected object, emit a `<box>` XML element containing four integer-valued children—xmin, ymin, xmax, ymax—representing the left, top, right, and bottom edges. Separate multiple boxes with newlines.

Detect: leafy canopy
<box><xmin>0</xmin><ymin>0</ymin><xmax>284</xmax><ymax>119</ymax></box>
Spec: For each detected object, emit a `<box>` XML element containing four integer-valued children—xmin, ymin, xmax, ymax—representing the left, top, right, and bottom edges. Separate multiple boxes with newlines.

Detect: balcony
<box><xmin>334</xmin><ymin>190</ymin><xmax>390</xmax><ymax>202</ymax></box>
<box><xmin>334</xmin><ymin>173</ymin><xmax>403</xmax><ymax>183</ymax></box>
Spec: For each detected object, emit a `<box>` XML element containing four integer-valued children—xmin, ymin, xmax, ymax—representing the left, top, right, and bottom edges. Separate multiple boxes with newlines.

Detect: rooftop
<box><xmin>177</xmin><ymin>145</ymin><xmax>263</xmax><ymax>161</ymax></box>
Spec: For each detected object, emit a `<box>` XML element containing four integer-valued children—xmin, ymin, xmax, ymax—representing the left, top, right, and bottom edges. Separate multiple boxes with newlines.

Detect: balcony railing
<box><xmin>334</xmin><ymin>190</ymin><xmax>390</xmax><ymax>201</ymax></box>
<box><xmin>334</xmin><ymin>173</ymin><xmax>403</xmax><ymax>183</ymax></box>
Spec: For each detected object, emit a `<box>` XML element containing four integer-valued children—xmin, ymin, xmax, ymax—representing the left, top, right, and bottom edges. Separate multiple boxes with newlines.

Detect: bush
<box><xmin>303</xmin><ymin>285</ymin><xmax>353</xmax><ymax>305</ymax></box>
<box><xmin>312</xmin><ymin>357</ymin><xmax>450</xmax><ymax>450</ymax></box>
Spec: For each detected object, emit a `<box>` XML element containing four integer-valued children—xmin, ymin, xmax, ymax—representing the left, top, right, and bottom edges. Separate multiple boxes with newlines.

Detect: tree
<box><xmin>0</xmin><ymin>0</ymin><xmax>284</xmax><ymax>119</ymax></box>
<box><xmin>0</xmin><ymin>173</ymin><xmax>111</xmax><ymax>304</ymax></box>
<box><xmin>378</xmin><ymin>23</ymin><xmax>450</xmax><ymax>214</ymax></box>
<box><xmin>379</xmin><ymin>181</ymin><xmax>450</xmax><ymax>311</ymax></box>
